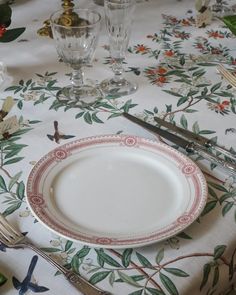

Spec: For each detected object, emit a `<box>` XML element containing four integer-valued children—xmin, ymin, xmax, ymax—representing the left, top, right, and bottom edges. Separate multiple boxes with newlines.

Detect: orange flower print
<box><xmin>145</xmin><ymin>65</ymin><xmax>168</xmax><ymax>87</ymax></box>
<box><xmin>222</xmin><ymin>100</ymin><xmax>230</xmax><ymax>106</ymax></box>
<box><xmin>134</xmin><ymin>44</ymin><xmax>150</xmax><ymax>54</ymax></box>
<box><xmin>181</xmin><ymin>19</ymin><xmax>191</xmax><ymax>26</ymax></box>
<box><xmin>153</xmin><ymin>77</ymin><xmax>166</xmax><ymax>87</ymax></box>
<box><xmin>157</xmin><ymin>76</ymin><xmax>166</xmax><ymax>83</ymax></box>
<box><xmin>208</xmin><ymin>100</ymin><xmax>230</xmax><ymax>115</ymax></box>
<box><xmin>208</xmin><ymin>31</ymin><xmax>224</xmax><ymax>39</ymax></box>
<box><xmin>145</xmin><ymin>67</ymin><xmax>167</xmax><ymax>76</ymax></box>
<box><xmin>217</xmin><ymin>103</ymin><xmax>227</xmax><ymax>111</ymax></box>
<box><xmin>164</xmin><ymin>50</ymin><xmax>175</xmax><ymax>57</ymax></box>
<box><xmin>157</xmin><ymin>67</ymin><xmax>167</xmax><ymax>75</ymax></box>
<box><xmin>174</xmin><ymin>31</ymin><xmax>190</xmax><ymax>40</ymax></box>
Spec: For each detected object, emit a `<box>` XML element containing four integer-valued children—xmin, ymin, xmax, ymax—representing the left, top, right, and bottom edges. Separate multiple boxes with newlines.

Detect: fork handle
<box><xmin>65</xmin><ymin>271</ymin><xmax>111</xmax><ymax>295</ymax></box>
<box><xmin>26</xmin><ymin>243</ymin><xmax>111</xmax><ymax>295</ymax></box>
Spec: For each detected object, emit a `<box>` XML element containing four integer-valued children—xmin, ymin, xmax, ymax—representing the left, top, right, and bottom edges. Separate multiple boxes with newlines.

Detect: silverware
<box><xmin>154</xmin><ymin>116</ymin><xmax>236</xmax><ymax>160</ymax></box>
<box><xmin>0</xmin><ymin>214</ymin><xmax>111</xmax><ymax>295</ymax></box>
<box><xmin>217</xmin><ymin>64</ymin><xmax>236</xmax><ymax>88</ymax></box>
<box><xmin>123</xmin><ymin>112</ymin><xmax>236</xmax><ymax>176</ymax></box>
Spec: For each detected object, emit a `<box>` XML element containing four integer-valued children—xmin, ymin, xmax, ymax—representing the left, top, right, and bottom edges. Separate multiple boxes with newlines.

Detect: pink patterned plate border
<box><xmin>26</xmin><ymin>134</ymin><xmax>208</xmax><ymax>248</ymax></box>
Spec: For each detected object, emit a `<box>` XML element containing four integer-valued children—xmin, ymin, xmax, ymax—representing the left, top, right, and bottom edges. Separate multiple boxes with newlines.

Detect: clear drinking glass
<box><xmin>50</xmin><ymin>9</ymin><xmax>101</xmax><ymax>105</ymax></box>
<box><xmin>100</xmin><ymin>0</ymin><xmax>138</xmax><ymax>97</ymax></box>
<box><xmin>212</xmin><ymin>0</ymin><xmax>236</xmax><ymax>17</ymax></box>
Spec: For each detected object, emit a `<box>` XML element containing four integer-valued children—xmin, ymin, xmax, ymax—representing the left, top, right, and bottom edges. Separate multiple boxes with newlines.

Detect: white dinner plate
<box><xmin>26</xmin><ymin>134</ymin><xmax>208</xmax><ymax>248</ymax></box>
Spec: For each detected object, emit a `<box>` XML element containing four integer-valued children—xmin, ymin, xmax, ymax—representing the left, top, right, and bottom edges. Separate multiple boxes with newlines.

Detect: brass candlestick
<box><xmin>37</xmin><ymin>0</ymin><xmax>77</xmax><ymax>38</ymax></box>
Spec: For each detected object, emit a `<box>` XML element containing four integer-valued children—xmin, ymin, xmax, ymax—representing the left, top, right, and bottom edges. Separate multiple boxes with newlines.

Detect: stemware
<box><xmin>100</xmin><ymin>0</ymin><xmax>138</xmax><ymax>97</ymax></box>
<box><xmin>50</xmin><ymin>8</ymin><xmax>101</xmax><ymax>105</ymax></box>
<box><xmin>211</xmin><ymin>0</ymin><xmax>236</xmax><ymax>17</ymax></box>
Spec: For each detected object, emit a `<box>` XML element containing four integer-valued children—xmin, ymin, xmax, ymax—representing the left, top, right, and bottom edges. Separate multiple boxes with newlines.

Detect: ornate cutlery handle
<box><xmin>205</xmin><ymin>140</ymin><xmax>236</xmax><ymax>160</ymax></box>
<box><xmin>186</xmin><ymin>142</ymin><xmax>236</xmax><ymax>176</ymax></box>
<box><xmin>25</xmin><ymin>243</ymin><xmax>111</xmax><ymax>295</ymax></box>
<box><xmin>65</xmin><ymin>271</ymin><xmax>111</xmax><ymax>295</ymax></box>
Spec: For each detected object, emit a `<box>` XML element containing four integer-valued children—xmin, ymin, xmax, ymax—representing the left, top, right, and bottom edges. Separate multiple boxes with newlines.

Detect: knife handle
<box><xmin>186</xmin><ymin>142</ymin><xmax>236</xmax><ymax>176</ymax></box>
<box><xmin>205</xmin><ymin>140</ymin><xmax>236</xmax><ymax>160</ymax></box>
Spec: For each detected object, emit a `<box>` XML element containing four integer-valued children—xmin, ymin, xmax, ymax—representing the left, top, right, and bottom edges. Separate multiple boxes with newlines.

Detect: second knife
<box><xmin>123</xmin><ymin>112</ymin><xmax>236</xmax><ymax>176</ymax></box>
<box><xmin>154</xmin><ymin>116</ymin><xmax>236</xmax><ymax>160</ymax></box>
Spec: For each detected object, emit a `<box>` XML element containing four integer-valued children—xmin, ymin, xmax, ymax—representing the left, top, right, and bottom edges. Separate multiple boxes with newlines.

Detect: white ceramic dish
<box><xmin>26</xmin><ymin>134</ymin><xmax>208</xmax><ymax>248</ymax></box>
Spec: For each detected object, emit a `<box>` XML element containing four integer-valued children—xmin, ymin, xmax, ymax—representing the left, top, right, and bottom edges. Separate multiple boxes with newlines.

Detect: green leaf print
<box><xmin>76</xmin><ymin>246</ymin><xmax>90</xmax><ymax>258</ymax></box>
<box><xmin>95</xmin><ymin>249</ymin><xmax>121</xmax><ymax>267</ymax></box>
<box><xmin>89</xmin><ymin>271</ymin><xmax>111</xmax><ymax>285</ymax></box>
<box><xmin>2</xmin><ymin>202</ymin><xmax>21</xmax><ymax>216</ymax></box>
<box><xmin>200</xmin><ymin>263</ymin><xmax>211</xmax><ymax>290</ymax></box>
<box><xmin>16</xmin><ymin>181</ymin><xmax>25</xmax><ymax>200</ymax></box>
<box><xmin>122</xmin><ymin>248</ymin><xmax>133</xmax><ymax>267</ymax></box>
<box><xmin>71</xmin><ymin>255</ymin><xmax>81</xmax><ymax>274</ymax></box>
<box><xmin>65</xmin><ymin>240</ymin><xmax>73</xmax><ymax>252</ymax></box>
<box><xmin>201</xmin><ymin>200</ymin><xmax>217</xmax><ymax>216</ymax></box>
<box><xmin>213</xmin><ymin>245</ymin><xmax>226</xmax><ymax>260</ymax></box>
<box><xmin>8</xmin><ymin>171</ymin><xmax>22</xmax><ymax>191</ymax></box>
<box><xmin>222</xmin><ymin>202</ymin><xmax>234</xmax><ymax>216</ymax></box>
<box><xmin>212</xmin><ymin>266</ymin><xmax>219</xmax><ymax>287</ymax></box>
<box><xmin>0</xmin><ymin>175</ymin><xmax>7</xmax><ymax>191</ymax></box>
<box><xmin>159</xmin><ymin>272</ymin><xmax>178</xmax><ymax>295</ymax></box>
<box><xmin>156</xmin><ymin>248</ymin><xmax>165</xmax><ymax>264</ymax></box>
<box><xmin>136</xmin><ymin>252</ymin><xmax>153</xmax><ymax>268</ymax></box>
<box><xmin>164</xmin><ymin>267</ymin><xmax>189</xmax><ymax>277</ymax></box>
<box><xmin>117</xmin><ymin>271</ymin><xmax>142</xmax><ymax>288</ymax></box>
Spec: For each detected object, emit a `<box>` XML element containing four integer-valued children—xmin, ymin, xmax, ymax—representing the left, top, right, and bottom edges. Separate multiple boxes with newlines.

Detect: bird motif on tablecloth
<box><xmin>12</xmin><ymin>255</ymin><xmax>49</xmax><ymax>295</ymax></box>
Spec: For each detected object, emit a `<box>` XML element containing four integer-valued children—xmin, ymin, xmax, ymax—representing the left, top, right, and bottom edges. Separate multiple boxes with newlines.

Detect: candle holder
<box><xmin>37</xmin><ymin>0</ymin><xmax>77</xmax><ymax>38</ymax></box>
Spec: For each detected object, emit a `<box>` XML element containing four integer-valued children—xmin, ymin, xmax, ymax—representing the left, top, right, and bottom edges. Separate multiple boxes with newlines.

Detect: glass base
<box><xmin>100</xmin><ymin>77</ymin><xmax>138</xmax><ymax>97</ymax></box>
<box><xmin>56</xmin><ymin>85</ymin><xmax>102</xmax><ymax>105</ymax></box>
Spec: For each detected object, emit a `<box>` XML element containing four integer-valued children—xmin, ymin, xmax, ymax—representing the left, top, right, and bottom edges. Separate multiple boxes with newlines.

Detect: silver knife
<box><xmin>154</xmin><ymin>116</ymin><xmax>236</xmax><ymax>160</ymax></box>
<box><xmin>123</xmin><ymin>112</ymin><xmax>236</xmax><ymax>176</ymax></box>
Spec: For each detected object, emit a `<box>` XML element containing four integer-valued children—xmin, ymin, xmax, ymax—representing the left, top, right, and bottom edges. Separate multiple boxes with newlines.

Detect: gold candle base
<box><xmin>37</xmin><ymin>0</ymin><xmax>76</xmax><ymax>38</ymax></box>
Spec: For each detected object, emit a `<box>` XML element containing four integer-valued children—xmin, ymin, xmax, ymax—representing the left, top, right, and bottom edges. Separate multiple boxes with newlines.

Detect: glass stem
<box><xmin>112</xmin><ymin>58</ymin><xmax>125</xmax><ymax>82</ymax></box>
<box><xmin>71</xmin><ymin>68</ymin><xmax>84</xmax><ymax>90</ymax></box>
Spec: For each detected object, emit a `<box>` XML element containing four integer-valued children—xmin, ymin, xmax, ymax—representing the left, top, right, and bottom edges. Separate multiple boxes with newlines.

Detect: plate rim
<box><xmin>26</xmin><ymin>134</ymin><xmax>208</xmax><ymax>248</ymax></box>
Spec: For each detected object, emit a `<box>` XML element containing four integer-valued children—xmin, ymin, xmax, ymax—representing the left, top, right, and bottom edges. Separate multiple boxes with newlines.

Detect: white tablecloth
<box><xmin>0</xmin><ymin>0</ymin><xmax>236</xmax><ymax>294</ymax></box>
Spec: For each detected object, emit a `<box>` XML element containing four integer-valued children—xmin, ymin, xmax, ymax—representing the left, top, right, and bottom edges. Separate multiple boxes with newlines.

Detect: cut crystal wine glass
<box><xmin>50</xmin><ymin>8</ymin><xmax>101</xmax><ymax>105</ymax></box>
<box><xmin>100</xmin><ymin>0</ymin><xmax>138</xmax><ymax>97</ymax></box>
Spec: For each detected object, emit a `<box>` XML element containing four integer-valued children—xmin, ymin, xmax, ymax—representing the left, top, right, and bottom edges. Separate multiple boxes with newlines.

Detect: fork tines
<box><xmin>217</xmin><ymin>64</ymin><xmax>236</xmax><ymax>88</ymax></box>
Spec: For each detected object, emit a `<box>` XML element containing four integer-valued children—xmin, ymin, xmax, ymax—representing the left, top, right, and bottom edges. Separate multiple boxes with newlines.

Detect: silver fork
<box><xmin>0</xmin><ymin>214</ymin><xmax>111</xmax><ymax>295</ymax></box>
<box><xmin>217</xmin><ymin>64</ymin><xmax>236</xmax><ymax>88</ymax></box>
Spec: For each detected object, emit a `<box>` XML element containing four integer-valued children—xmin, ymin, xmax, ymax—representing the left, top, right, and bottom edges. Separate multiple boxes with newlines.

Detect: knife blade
<box><xmin>123</xmin><ymin>112</ymin><xmax>236</xmax><ymax>176</ymax></box>
<box><xmin>154</xmin><ymin>116</ymin><xmax>236</xmax><ymax>160</ymax></box>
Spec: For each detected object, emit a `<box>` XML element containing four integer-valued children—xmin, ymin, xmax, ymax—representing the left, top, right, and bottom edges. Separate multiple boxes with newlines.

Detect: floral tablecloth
<box><xmin>0</xmin><ymin>0</ymin><xmax>236</xmax><ymax>294</ymax></box>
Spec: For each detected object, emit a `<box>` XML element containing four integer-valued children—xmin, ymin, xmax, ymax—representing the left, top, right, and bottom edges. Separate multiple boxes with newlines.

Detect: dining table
<box><xmin>0</xmin><ymin>0</ymin><xmax>236</xmax><ymax>294</ymax></box>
